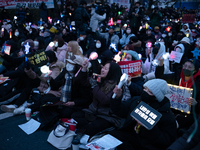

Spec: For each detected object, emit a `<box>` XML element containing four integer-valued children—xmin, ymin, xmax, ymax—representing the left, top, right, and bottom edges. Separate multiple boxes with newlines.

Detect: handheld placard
<box><xmin>2</xmin><ymin>41</ymin><xmax>6</xmax><ymax>53</ymax></box>
<box><xmin>74</xmin><ymin>52</ymin><xmax>98</xmax><ymax>77</ymax></box>
<box><xmin>112</xmin><ymin>73</ymin><xmax>128</xmax><ymax>99</ymax></box>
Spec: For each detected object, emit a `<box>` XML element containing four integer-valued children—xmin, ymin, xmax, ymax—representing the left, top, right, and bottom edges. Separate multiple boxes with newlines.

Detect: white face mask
<box><xmin>96</xmin><ymin>43</ymin><xmax>101</xmax><ymax>48</ymax></box>
<box><xmin>66</xmin><ymin>63</ymin><xmax>74</xmax><ymax>72</ymax></box>
<box><xmin>3</xmin><ymin>22</ymin><xmax>6</xmax><ymax>25</ymax></box>
<box><xmin>162</xmin><ymin>34</ymin><xmax>167</xmax><ymax>38</ymax></box>
<box><xmin>34</xmin><ymin>41</ymin><xmax>39</xmax><ymax>47</ymax></box>
<box><xmin>15</xmin><ymin>32</ymin><xmax>19</xmax><ymax>36</ymax></box>
<box><xmin>126</xmin><ymin>29</ymin><xmax>131</xmax><ymax>34</ymax></box>
<box><xmin>168</xmin><ymin>33</ymin><xmax>172</xmax><ymax>36</ymax></box>
<box><xmin>80</xmin><ymin>36</ymin><xmax>84</xmax><ymax>41</ymax></box>
<box><xmin>146</xmin><ymin>31</ymin><xmax>151</xmax><ymax>34</ymax></box>
<box><xmin>54</xmin><ymin>42</ymin><xmax>58</xmax><ymax>47</ymax></box>
<box><xmin>29</xmin><ymin>31</ymin><xmax>32</xmax><ymax>34</ymax></box>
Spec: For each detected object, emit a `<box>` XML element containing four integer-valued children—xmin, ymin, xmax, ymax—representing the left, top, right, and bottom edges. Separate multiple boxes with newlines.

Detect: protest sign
<box><xmin>2</xmin><ymin>44</ymin><xmax>11</xmax><ymax>55</ymax></box>
<box><xmin>86</xmin><ymin>134</ymin><xmax>122</xmax><ymax>150</ymax></box>
<box><xmin>165</xmin><ymin>84</ymin><xmax>193</xmax><ymax>113</ymax></box>
<box><xmin>27</xmin><ymin>50</ymin><xmax>48</xmax><ymax>68</ymax></box>
<box><xmin>169</xmin><ymin>51</ymin><xmax>184</xmax><ymax>63</ymax></box>
<box><xmin>118</xmin><ymin>60</ymin><xmax>142</xmax><ymax>78</ymax></box>
<box><xmin>131</xmin><ymin>101</ymin><xmax>162</xmax><ymax>130</ymax></box>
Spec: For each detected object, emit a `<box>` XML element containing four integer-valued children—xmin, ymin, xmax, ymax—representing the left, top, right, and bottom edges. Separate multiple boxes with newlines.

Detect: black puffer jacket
<box><xmin>74</xmin><ymin>6</ymin><xmax>90</xmax><ymax>28</ymax></box>
<box><xmin>111</xmin><ymin>96</ymin><xmax>177</xmax><ymax>150</ymax></box>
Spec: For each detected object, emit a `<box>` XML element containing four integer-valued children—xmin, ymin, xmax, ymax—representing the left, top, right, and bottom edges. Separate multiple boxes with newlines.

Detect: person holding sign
<box><xmin>110</xmin><ymin>79</ymin><xmax>177</xmax><ymax>150</ymax></box>
<box><xmin>156</xmin><ymin>58</ymin><xmax>200</xmax><ymax>130</ymax></box>
<box><xmin>142</xmin><ymin>42</ymin><xmax>171</xmax><ymax>82</ymax></box>
<box><xmin>118</xmin><ymin>51</ymin><xmax>144</xmax><ymax>100</ymax></box>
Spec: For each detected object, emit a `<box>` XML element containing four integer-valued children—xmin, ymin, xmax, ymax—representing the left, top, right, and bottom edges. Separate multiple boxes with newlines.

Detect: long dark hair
<box><xmin>100</xmin><ymin>61</ymin><xmax>122</xmax><ymax>86</ymax></box>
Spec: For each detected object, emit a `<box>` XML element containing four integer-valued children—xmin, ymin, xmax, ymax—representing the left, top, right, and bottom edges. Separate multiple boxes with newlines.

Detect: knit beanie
<box><xmin>126</xmin><ymin>50</ymin><xmax>139</xmax><ymax>60</ymax></box>
<box><xmin>143</xmin><ymin>79</ymin><xmax>167</xmax><ymax>102</ymax></box>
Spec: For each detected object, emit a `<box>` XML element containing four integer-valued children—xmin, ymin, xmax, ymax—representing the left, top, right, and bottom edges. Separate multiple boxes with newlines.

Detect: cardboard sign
<box><xmin>2</xmin><ymin>44</ymin><xmax>11</xmax><ymax>55</ymax></box>
<box><xmin>169</xmin><ymin>51</ymin><xmax>184</xmax><ymax>63</ymax></box>
<box><xmin>165</xmin><ymin>84</ymin><xmax>193</xmax><ymax>113</ymax></box>
<box><xmin>118</xmin><ymin>60</ymin><xmax>142</xmax><ymax>78</ymax></box>
<box><xmin>131</xmin><ymin>101</ymin><xmax>162</xmax><ymax>130</ymax></box>
<box><xmin>27</xmin><ymin>50</ymin><xmax>48</xmax><ymax>68</ymax></box>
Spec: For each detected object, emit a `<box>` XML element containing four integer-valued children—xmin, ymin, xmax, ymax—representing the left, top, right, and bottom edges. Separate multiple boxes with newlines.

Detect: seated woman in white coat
<box><xmin>142</xmin><ymin>42</ymin><xmax>171</xmax><ymax>81</ymax></box>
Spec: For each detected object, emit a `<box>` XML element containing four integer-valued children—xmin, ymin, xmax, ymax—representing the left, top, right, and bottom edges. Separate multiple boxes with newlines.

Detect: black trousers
<box><xmin>71</xmin><ymin>111</ymin><xmax>113</xmax><ymax>137</ymax></box>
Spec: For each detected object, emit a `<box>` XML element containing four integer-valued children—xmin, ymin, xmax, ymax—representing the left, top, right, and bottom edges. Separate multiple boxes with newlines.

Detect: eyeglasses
<box><xmin>182</xmin><ymin>64</ymin><xmax>194</xmax><ymax>70</ymax></box>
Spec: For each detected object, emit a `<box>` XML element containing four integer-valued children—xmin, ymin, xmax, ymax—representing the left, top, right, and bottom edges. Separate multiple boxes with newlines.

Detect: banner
<box><xmin>1</xmin><ymin>0</ymin><xmax>54</xmax><ymax>9</ymax></box>
<box><xmin>165</xmin><ymin>84</ymin><xmax>193</xmax><ymax>113</ymax></box>
<box><xmin>131</xmin><ymin>101</ymin><xmax>162</xmax><ymax>130</ymax></box>
<box><xmin>118</xmin><ymin>60</ymin><xmax>142</xmax><ymax>78</ymax></box>
<box><xmin>27</xmin><ymin>50</ymin><xmax>48</xmax><ymax>68</ymax></box>
<box><xmin>182</xmin><ymin>14</ymin><xmax>195</xmax><ymax>23</ymax></box>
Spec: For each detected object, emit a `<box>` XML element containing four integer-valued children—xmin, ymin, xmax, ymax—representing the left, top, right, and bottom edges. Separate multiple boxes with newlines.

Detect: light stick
<box><xmin>9</xmin><ymin>31</ymin><xmax>12</xmax><ymax>39</ymax></box>
<box><xmin>75</xmin><ymin>52</ymin><xmax>98</xmax><ymax>77</ymax></box>
<box><xmin>110</xmin><ymin>43</ymin><xmax>118</xmax><ymax>52</ymax></box>
<box><xmin>112</xmin><ymin>73</ymin><xmax>128</xmax><ymax>99</ymax></box>
<box><xmin>24</xmin><ymin>42</ymin><xmax>30</xmax><ymax>62</ymax></box>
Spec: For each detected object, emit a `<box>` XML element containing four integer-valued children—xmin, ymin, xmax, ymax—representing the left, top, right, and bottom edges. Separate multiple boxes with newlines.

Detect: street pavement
<box><xmin>0</xmin><ymin>109</ymin><xmax>72</xmax><ymax>150</ymax></box>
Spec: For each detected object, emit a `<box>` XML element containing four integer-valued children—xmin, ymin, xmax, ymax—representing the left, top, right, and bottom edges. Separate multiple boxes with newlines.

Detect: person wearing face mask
<box><xmin>149</xmin><ymin>7</ymin><xmax>162</xmax><ymax>29</ymax></box>
<box><xmin>33</xmin><ymin>37</ymin><xmax>46</xmax><ymax>51</ymax></box>
<box><xmin>46</xmin><ymin>36</ymin><xmax>69</xmax><ymax>62</ymax></box>
<box><xmin>97</xmin><ymin>26</ymin><xmax>119</xmax><ymax>48</ymax></box>
<box><xmin>152</xmin><ymin>26</ymin><xmax>162</xmax><ymax>41</ymax></box>
<box><xmin>128</xmin><ymin>2</ymin><xmax>144</xmax><ymax>34</ymax></box>
<box><xmin>143</xmin><ymin>42</ymin><xmax>171</xmax><ymax>82</ymax></box>
<box><xmin>109</xmin><ymin>79</ymin><xmax>177</xmax><ymax>150</ymax></box>
<box><xmin>71</xmin><ymin>60</ymin><xmax>122</xmax><ymax>145</ymax></box>
<box><xmin>119</xmin><ymin>27</ymin><xmax>135</xmax><ymax>48</ymax></box>
<box><xmin>77</xmin><ymin>30</ymin><xmax>95</xmax><ymax>57</ymax></box>
<box><xmin>33</xmin><ymin>55</ymin><xmax>93</xmax><ymax>130</ymax></box>
<box><xmin>120</xmin><ymin>51</ymin><xmax>144</xmax><ymax>99</ymax></box>
<box><xmin>95</xmin><ymin>37</ymin><xmax>114</xmax><ymax>66</ymax></box>
<box><xmin>156</xmin><ymin>58</ymin><xmax>200</xmax><ymax>132</ymax></box>
<box><xmin>141</xmin><ymin>28</ymin><xmax>156</xmax><ymax>51</ymax></box>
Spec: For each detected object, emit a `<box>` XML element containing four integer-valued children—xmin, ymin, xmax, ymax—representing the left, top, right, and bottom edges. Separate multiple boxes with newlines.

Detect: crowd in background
<box><xmin>0</xmin><ymin>0</ymin><xmax>200</xmax><ymax>149</ymax></box>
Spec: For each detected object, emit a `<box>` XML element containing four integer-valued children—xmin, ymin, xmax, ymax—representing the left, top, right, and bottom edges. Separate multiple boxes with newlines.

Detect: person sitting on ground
<box><xmin>110</xmin><ymin>79</ymin><xmax>177</xmax><ymax>150</ymax></box>
<box><xmin>71</xmin><ymin>60</ymin><xmax>122</xmax><ymax>144</ymax></box>
<box><xmin>155</xmin><ymin>58</ymin><xmax>200</xmax><ymax>132</ymax></box>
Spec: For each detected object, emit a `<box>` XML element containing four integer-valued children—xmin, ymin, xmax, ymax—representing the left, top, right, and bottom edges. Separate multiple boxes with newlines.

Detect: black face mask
<box><xmin>183</xmin><ymin>69</ymin><xmax>193</xmax><ymax>76</ymax></box>
<box><xmin>140</xmin><ymin>91</ymin><xmax>156</xmax><ymax>103</ymax></box>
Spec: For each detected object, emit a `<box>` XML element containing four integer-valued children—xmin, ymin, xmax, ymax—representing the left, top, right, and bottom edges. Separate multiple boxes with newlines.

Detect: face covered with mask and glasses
<box><xmin>182</xmin><ymin>61</ymin><xmax>195</xmax><ymax>76</ymax></box>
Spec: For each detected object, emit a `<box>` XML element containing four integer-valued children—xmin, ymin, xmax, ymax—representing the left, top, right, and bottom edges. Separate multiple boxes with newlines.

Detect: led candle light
<box><xmin>24</xmin><ymin>42</ymin><xmax>30</xmax><ymax>62</ymax></box>
<box><xmin>112</xmin><ymin>73</ymin><xmax>128</xmax><ymax>99</ymax></box>
<box><xmin>9</xmin><ymin>31</ymin><xmax>12</xmax><ymax>39</ymax></box>
<box><xmin>75</xmin><ymin>52</ymin><xmax>98</xmax><ymax>77</ymax></box>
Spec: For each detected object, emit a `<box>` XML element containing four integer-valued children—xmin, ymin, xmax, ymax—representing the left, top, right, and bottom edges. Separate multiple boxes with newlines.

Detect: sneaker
<box><xmin>13</xmin><ymin>106</ymin><xmax>25</xmax><ymax>115</ymax></box>
<box><xmin>1</xmin><ymin>104</ymin><xmax>17</xmax><ymax>112</ymax></box>
<box><xmin>72</xmin><ymin>133</ymin><xmax>83</xmax><ymax>145</ymax></box>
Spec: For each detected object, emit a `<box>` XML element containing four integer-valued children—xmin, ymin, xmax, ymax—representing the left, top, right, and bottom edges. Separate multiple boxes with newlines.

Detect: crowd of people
<box><xmin>0</xmin><ymin>0</ymin><xmax>200</xmax><ymax>149</ymax></box>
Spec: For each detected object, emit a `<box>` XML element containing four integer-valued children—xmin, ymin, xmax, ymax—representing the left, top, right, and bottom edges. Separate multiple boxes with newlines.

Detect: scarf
<box><xmin>179</xmin><ymin>70</ymin><xmax>200</xmax><ymax>88</ymax></box>
<box><xmin>60</xmin><ymin>72</ymin><xmax>73</xmax><ymax>102</ymax></box>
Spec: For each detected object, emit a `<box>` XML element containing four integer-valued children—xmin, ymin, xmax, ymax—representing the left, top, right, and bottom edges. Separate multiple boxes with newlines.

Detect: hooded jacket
<box><xmin>142</xmin><ymin>42</ymin><xmax>171</xmax><ymax>80</ymax></box>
